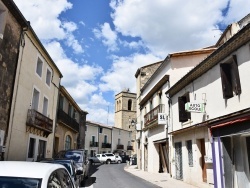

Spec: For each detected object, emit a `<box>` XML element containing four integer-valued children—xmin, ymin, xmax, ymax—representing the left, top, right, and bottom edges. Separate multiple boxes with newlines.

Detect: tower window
<box><xmin>128</xmin><ymin>99</ymin><xmax>132</xmax><ymax>111</ymax></box>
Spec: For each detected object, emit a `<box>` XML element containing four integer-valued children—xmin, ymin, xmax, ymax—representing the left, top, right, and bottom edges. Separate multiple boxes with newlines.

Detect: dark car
<box><xmin>40</xmin><ymin>159</ymin><xmax>82</xmax><ymax>188</ymax></box>
<box><xmin>55</xmin><ymin>149</ymin><xmax>90</xmax><ymax>185</ymax></box>
<box><xmin>120</xmin><ymin>155</ymin><xmax>130</xmax><ymax>163</ymax></box>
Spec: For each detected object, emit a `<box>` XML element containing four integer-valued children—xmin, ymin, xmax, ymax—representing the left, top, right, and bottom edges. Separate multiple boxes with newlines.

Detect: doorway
<box><xmin>144</xmin><ymin>144</ymin><xmax>148</xmax><ymax>171</ymax></box>
<box><xmin>197</xmin><ymin>138</ymin><xmax>207</xmax><ymax>182</ymax></box>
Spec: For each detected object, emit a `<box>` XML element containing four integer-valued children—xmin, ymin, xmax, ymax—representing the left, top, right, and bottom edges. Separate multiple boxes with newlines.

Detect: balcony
<box><xmin>90</xmin><ymin>141</ymin><xmax>99</xmax><ymax>147</ymax></box>
<box><xmin>127</xmin><ymin>146</ymin><xmax>133</xmax><ymax>150</ymax></box>
<box><xmin>57</xmin><ymin>109</ymin><xmax>79</xmax><ymax>132</ymax></box>
<box><xmin>26</xmin><ymin>109</ymin><xmax>53</xmax><ymax>137</ymax></box>
<box><xmin>102</xmin><ymin>143</ymin><xmax>111</xmax><ymax>148</ymax></box>
<box><xmin>117</xmin><ymin>144</ymin><xmax>124</xmax><ymax>150</ymax></box>
<box><xmin>144</xmin><ymin>104</ymin><xmax>165</xmax><ymax>128</ymax></box>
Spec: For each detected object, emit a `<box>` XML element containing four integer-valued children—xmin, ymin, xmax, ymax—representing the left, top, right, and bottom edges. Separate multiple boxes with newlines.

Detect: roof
<box><xmin>0</xmin><ymin>161</ymin><xmax>65</xmax><ymax>178</ymax></box>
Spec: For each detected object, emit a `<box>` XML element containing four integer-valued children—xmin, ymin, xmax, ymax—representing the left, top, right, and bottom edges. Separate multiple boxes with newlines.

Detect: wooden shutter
<box><xmin>232</xmin><ymin>55</ymin><xmax>241</xmax><ymax>95</ymax></box>
<box><xmin>178</xmin><ymin>96</ymin><xmax>188</xmax><ymax>122</ymax></box>
<box><xmin>220</xmin><ymin>63</ymin><xmax>233</xmax><ymax>99</ymax></box>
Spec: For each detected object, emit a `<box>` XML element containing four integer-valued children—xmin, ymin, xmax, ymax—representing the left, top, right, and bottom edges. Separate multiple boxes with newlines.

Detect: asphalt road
<box><xmin>81</xmin><ymin>163</ymin><xmax>161</xmax><ymax>188</ymax></box>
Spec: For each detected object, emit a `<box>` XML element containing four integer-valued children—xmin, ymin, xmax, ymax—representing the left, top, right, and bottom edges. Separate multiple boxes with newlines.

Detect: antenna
<box><xmin>107</xmin><ymin>105</ymin><xmax>109</xmax><ymax>125</ymax></box>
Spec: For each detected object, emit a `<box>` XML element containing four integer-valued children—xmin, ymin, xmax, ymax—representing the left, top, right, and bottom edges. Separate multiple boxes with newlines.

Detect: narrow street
<box><xmin>81</xmin><ymin>163</ymin><xmax>160</xmax><ymax>188</ymax></box>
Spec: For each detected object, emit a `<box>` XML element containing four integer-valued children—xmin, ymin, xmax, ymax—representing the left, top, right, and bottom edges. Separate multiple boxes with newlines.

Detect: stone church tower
<box><xmin>114</xmin><ymin>90</ymin><xmax>136</xmax><ymax>131</ymax></box>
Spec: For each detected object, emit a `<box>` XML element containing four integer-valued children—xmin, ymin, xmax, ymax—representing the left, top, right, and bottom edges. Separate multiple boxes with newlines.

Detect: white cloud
<box><xmin>93</xmin><ymin>22</ymin><xmax>118</xmax><ymax>52</ymax></box>
<box><xmin>110</xmin><ymin>0</ymin><xmax>229</xmax><ymax>55</ymax></box>
<box><xmin>99</xmin><ymin>53</ymin><xmax>162</xmax><ymax>94</ymax></box>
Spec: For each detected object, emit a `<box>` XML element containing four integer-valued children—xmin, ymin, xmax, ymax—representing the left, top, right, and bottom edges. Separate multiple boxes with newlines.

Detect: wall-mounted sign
<box><xmin>158</xmin><ymin>113</ymin><xmax>167</xmax><ymax>124</ymax></box>
<box><xmin>185</xmin><ymin>102</ymin><xmax>205</xmax><ymax>113</ymax></box>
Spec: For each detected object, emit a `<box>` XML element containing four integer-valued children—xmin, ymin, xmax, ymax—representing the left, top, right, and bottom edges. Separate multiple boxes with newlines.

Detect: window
<box><xmin>59</xmin><ymin>95</ymin><xmax>64</xmax><ymax>109</ymax></box>
<box><xmin>42</xmin><ymin>97</ymin><xmax>48</xmax><ymax>116</ymax></box>
<box><xmin>92</xmin><ymin>136</ymin><xmax>95</xmax><ymax>143</ymax></box>
<box><xmin>158</xmin><ymin>91</ymin><xmax>162</xmax><ymax>104</ymax></box>
<box><xmin>149</xmin><ymin>100</ymin><xmax>153</xmax><ymax>110</ymax></box>
<box><xmin>36</xmin><ymin>57</ymin><xmax>43</xmax><ymax>77</ymax></box>
<box><xmin>0</xmin><ymin>2</ymin><xmax>7</xmax><ymax>39</ymax></box>
<box><xmin>128</xmin><ymin>99</ymin><xmax>132</xmax><ymax>111</ymax></box>
<box><xmin>65</xmin><ymin>135</ymin><xmax>71</xmax><ymax>150</ymax></box>
<box><xmin>118</xmin><ymin>138</ymin><xmax>121</xmax><ymax>145</ymax></box>
<box><xmin>32</xmin><ymin>88</ymin><xmax>40</xmax><ymax>110</ymax></box>
<box><xmin>104</xmin><ymin>135</ymin><xmax>107</xmax><ymax>143</ymax></box>
<box><xmin>220</xmin><ymin>55</ymin><xmax>241</xmax><ymax>99</ymax></box>
<box><xmin>48</xmin><ymin>169</ymin><xmax>74</xmax><ymax>188</ymax></box>
<box><xmin>119</xmin><ymin>130</ymin><xmax>121</xmax><ymax>135</ymax></box>
<box><xmin>99</xmin><ymin>127</ymin><xmax>103</xmax><ymax>134</ymax></box>
<box><xmin>178</xmin><ymin>92</ymin><xmax>191</xmax><ymax>122</ymax></box>
<box><xmin>186</xmin><ymin>140</ymin><xmax>193</xmax><ymax>166</ymax></box>
<box><xmin>46</xmin><ymin>68</ymin><xmax>52</xmax><ymax>86</ymax></box>
<box><xmin>128</xmin><ymin>141</ymin><xmax>131</xmax><ymax>146</ymax></box>
<box><xmin>28</xmin><ymin>138</ymin><xmax>36</xmax><ymax>158</ymax></box>
<box><xmin>68</xmin><ymin>104</ymin><xmax>73</xmax><ymax>117</ymax></box>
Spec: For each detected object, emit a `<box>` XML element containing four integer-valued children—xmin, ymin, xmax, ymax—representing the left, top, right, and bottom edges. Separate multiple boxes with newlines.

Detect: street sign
<box><xmin>158</xmin><ymin>113</ymin><xmax>167</xmax><ymax>124</ymax></box>
<box><xmin>185</xmin><ymin>102</ymin><xmax>205</xmax><ymax>113</ymax></box>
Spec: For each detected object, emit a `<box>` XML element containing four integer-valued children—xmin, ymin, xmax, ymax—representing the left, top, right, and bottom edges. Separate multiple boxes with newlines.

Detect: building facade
<box><xmin>135</xmin><ymin>48</ymin><xmax>215</xmax><ymax>175</ymax></box>
<box><xmin>5</xmin><ymin>21</ymin><xmax>62</xmax><ymax>161</ymax></box>
<box><xmin>166</xmin><ymin>15</ymin><xmax>250</xmax><ymax>188</ymax></box>
<box><xmin>54</xmin><ymin>86</ymin><xmax>88</xmax><ymax>155</ymax></box>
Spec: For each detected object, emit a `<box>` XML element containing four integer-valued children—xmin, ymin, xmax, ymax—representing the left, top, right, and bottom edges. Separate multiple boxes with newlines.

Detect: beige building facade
<box><xmin>5</xmin><ymin>23</ymin><xmax>62</xmax><ymax>161</ymax></box>
<box><xmin>54</xmin><ymin>86</ymin><xmax>88</xmax><ymax>155</ymax></box>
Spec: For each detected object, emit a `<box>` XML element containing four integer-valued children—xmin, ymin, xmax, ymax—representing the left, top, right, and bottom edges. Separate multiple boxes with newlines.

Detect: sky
<box><xmin>13</xmin><ymin>0</ymin><xmax>250</xmax><ymax>126</ymax></box>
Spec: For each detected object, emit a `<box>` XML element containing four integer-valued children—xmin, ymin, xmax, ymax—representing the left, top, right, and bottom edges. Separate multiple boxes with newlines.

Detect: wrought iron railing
<box><xmin>26</xmin><ymin>109</ymin><xmax>53</xmax><ymax>135</ymax></box>
<box><xmin>102</xmin><ymin>143</ymin><xmax>111</xmax><ymax>148</ymax></box>
<box><xmin>117</xmin><ymin>144</ymin><xmax>124</xmax><ymax>149</ymax></box>
<box><xmin>144</xmin><ymin>104</ymin><xmax>165</xmax><ymax>127</ymax></box>
<box><xmin>90</xmin><ymin>141</ymin><xmax>99</xmax><ymax>147</ymax></box>
<box><xmin>127</xmin><ymin>146</ymin><xmax>133</xmax><ymax>150</ymax></box>
<box><xmin>57</xmin><ymin>108</ymin><xmax>79</xmax><ymax>132</ymax></box>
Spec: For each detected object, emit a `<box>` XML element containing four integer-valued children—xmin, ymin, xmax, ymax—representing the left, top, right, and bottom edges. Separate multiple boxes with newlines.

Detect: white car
<box><xmin>115</xmin><ymin>155</ymin><xmax>122</xmax><ymax>164</ymax></box>
<box><xmin>0</xmin><ymin>161</ymin><xmax>76</xmax><ymax>188</ymax></box>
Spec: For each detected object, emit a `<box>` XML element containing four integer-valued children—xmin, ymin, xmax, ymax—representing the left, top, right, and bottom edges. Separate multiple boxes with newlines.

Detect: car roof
<box><xmin>0</xmin><ymin>161</ymin><xmax>65</xmax><ymax>178</ymax></box>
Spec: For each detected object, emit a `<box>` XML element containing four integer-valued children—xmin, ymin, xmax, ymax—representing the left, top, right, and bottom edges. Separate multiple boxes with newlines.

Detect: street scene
<box><xmin>1</xmin><ymin>0</ymin><xmax>250</xmax><ymax>188</ymax></box>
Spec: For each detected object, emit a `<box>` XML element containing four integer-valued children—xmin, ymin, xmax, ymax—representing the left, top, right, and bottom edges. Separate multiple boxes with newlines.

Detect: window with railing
<box><xmin>144</xmin><ymin>104</ymin><xmax>164</xmax><ymax>126</ymax></box>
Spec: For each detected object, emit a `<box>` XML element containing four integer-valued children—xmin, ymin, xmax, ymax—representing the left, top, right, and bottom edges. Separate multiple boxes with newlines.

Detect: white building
<box><xmin>135</xmin><ymin>48</ymin><xmax>215</xmax><ymax>175</ymax></box>
<box><xmin>166</xmin><ymin>15</ymin><xmax>250</xmax><ymax>188</ymax></box>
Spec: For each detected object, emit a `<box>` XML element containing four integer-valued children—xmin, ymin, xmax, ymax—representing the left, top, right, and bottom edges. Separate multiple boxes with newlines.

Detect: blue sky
<box><xmin>13</xmin><ymin>0</ymin><xmax>250</xmax><ymax>126</ymax></box>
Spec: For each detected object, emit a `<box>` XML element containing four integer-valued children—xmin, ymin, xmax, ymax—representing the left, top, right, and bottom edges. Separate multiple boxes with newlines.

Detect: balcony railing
<box><xmin>90</xmin><ymin>141</ymin><xmax>99</xmax><ymax>147</ymax></box>
<box><xmin>144</xmin><ymin>104</ymin><xmax>165</xmax><ymax>127</ymax></box>
<box><xmin>57</xmin><ymin>108</ymin><xmax>79</xmax><ymax>132</ymax></box>
<box><xmin>117</xmin><ymin>144</ymin><xmax>124</xmax><ymax>150</ymax></box>
<box><xmin>26</xmin><ymin>109</ymin><xmax>53</xmax><ymax>137</ymax></box>
<box><xmin>102</xmin><ymin>143</ymin><xmax>111</xmax><ymax>148</ymax></box>
<box><xmin>127</xmin><ymin>146</ymin><xmax>133</xmax><ymax>150</ymax></box>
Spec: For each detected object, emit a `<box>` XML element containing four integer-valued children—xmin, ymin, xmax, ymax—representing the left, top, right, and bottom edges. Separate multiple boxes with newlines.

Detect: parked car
<box><xmin>115</xmin><ymin>155</ymin><xmax>122</xmax><ymax>164</ymax></box>
<box><xmin>40</xmin><ymin>159</ymin><xmax>82</xmax><ymax>188</ymax></box>
<box><xmin>95</xmin><ymin>153</ymin><xmax>116</xmax><ymax>164</ymax></box>
<box><xmin>0</xmin><ymin>161</ymin><xmax>75</xmax><ymax>188</ymax></box>
<box><xmin>120</xmin><ymin>155</ymin><xmax>130</xmax><ymax>163</ymax></box>
<box><xmin>55</xmin><ymin>149</ymin><xmax>90</xmax><ymax>184</ymax></box>
<box><xmin>88</xmin><ymin>155</ymin><xmax>101</xmax><ymax>164</ymax></box>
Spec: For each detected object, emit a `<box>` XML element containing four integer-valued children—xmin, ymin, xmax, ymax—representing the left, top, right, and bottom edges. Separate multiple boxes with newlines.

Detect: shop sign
<box><xmin>185</xmin><ymin>102</ymin><xmax>205</xmax><ymax>113</ymax></box>
<box><xmin>158</xmin><ymin>113</ymin><xmax>167</xmax><ymax>124</ymax></box>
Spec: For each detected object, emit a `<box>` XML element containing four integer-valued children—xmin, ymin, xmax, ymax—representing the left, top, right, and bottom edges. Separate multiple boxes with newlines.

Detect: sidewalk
<box><xmin>124</xmin><ymin>165</ymin><xmax>198</xmax><ymax>188</ymax></box>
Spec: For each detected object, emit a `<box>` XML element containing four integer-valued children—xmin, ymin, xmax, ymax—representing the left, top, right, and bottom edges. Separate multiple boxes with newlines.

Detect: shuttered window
<box><xmin>178</xmin><ymin>93</ymin><xmax>191</xmax><ymax>122</ymax></box>
<box><xmin>220</xmin><ymin>55</ymin><xmax>241</xmax><ymax>99</ymax></box>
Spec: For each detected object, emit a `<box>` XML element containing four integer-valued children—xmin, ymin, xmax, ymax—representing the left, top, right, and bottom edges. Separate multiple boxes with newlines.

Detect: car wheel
<box><xmin>106</xmin><ymin>160</ymin><xmax>111</xmax><ymax>164</ymax></box>
<box><xmin>117</xmin><ymin>160</ymin><xmax>121</xmax><ymax>164</ymax></box>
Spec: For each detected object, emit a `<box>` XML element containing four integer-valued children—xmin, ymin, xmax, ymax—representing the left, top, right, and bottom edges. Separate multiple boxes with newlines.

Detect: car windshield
<box><xmin>0</xmin><ymin>177</ymin><xmax>41</xmax><ymax>188</ymax></box>
<box><xmin>65</xmin><ymin>151</ymin><xmax>83</xmax><ymax>162</ymax></box>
